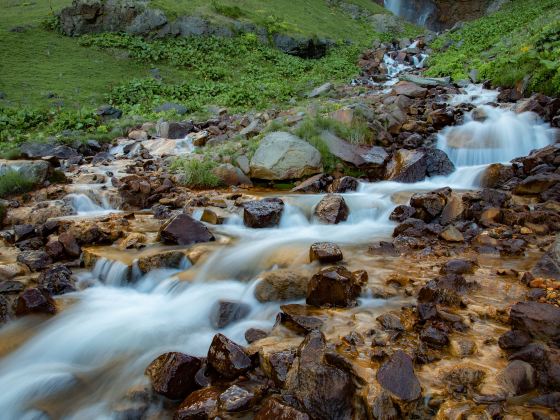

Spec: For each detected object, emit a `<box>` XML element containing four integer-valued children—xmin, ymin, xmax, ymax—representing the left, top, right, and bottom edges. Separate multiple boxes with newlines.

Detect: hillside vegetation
<box><xmin>426</xmin><ymin>0</ymin><xmax>560</xmax><ymax>96</ymax></box>
<box><xmin>0</xmin><ymin>0</ymin><xmax>418</xmax><ymax>151</ymax></box>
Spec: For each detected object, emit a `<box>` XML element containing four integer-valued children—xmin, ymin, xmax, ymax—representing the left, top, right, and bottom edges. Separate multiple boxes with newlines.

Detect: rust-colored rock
<box><xmin>314</xmin><ymin>194</ymin><xmax>349</xmax><ymax>225</ymax></box>
<box><xmin>207</xmin><ymin>333</ymin><xmax>251</xmax><ymax>379</ymax></box>
<box><xmin>309</xmin><ymin>242</ymin><xmax>343</xmax><ymax>264</ymax></box>
<box><xmin>15</xmin><ymin>288</ymin><xmax>56</xmax><ymax>316</ymax></box>
<box><xmin>146</xmin><ymin>352</ymin><xmax>201</xmax><ymax>400</ymax></box>
<box><xmin>159</xmin><ymin>214</ymin><xmax>215</xmax><ymax>246</ymax></box>
<box><xmin>306</xmin><ymin>266</ymin><xmax>362</xmax><ymax>308</ymax></box>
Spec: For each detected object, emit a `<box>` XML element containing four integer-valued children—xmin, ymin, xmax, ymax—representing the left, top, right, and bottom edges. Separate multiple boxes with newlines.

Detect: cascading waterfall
<box><xmin>383</xmin><ymin>0</ymin><xmax>436</xmax><ymax>27</ymax></box>
<box><xmin>0</xmin><ymin>85</ymin><xmax>557</xmax><ymax>418</ymax></box>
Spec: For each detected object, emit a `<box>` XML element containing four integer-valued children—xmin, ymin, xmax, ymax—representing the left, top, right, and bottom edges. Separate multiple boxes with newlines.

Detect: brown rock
<box><xmin>307</xmin><ymin>266</ymin><xmax>361</xmax><ymax>308</ymax></box>
<box><xmin>38</xmin><ymin>265</ymin><xmax>75</xmax><ymax>295</ymax></box>
<box><xmin>377</xmin><ymin>350</ymin><xmax>421</xmax><ymax>402</ymax></box>
<box><xmin>277</xmin><ymin>304</ymin><xmax>324</xmax><ymax>333</ymax></box>
<box><xmin>159</xmin><ymin>214</ymin><xmax>215</xmax><ymax>246</ymax></box>
<box><xmin>255</xmin><ymin>269</ymin><xmax>308</xmax><ymax>302</ymax></box>
<box><xmin>210</xmin><ymin>300</ymin><xmax>250</xmax><ymax>329</ymax></box>
<box><xmin>207</xmin><ymin>333</ymin><xmax>251</xmax><ymax>379</ymax></box>
<box><xmin>16</xmin><ymin>251</ymin><xmax>52</xmax><ymax>272</ymax></box>
<box><xmin>385</xmin><ymin>148</ymin><xmax>454</xmax><ymax>183</ymax></box>
<box><xmin>58</xmin><ymin>232</ymin><xmax>81</xmax><ymax>258</ymax></box>
<box><xmin>255</xmin><ymin>396</ymin><xmax>310</xmax><ymax>420</ymax></box>
<box><xmin>15</xmin><ymin>288</ymin><xmax>56</xmax><ymax>316</ymax></box>
<box><xmin>309</xmin><ymin>242</ymin><xmax>343</xmax><ymax>264</ymax></box>
<box><xmin>245</xmin><ymin>328</ymin><xmax>268</xmax><ymax>344</ymax></box>
<box><xmin>532</xmin><ymin>236</ymin><xmax>560</xmax><ymax>280</ymax></box>
<box><xmin>243</xmin><ymin>198</ymin><xmax>284</xmax><ymax>228</ymax></box>
<box><xmin>440</xmin><ymin>226</ymin><xmax>464</xmax><ymax>242</ymax></box>
<box><xmin>392</xmin><ymin>81</ymin><xmax>427</xmax><ymax>98</ymax></box>
<box><xmin>291</xmin><ymin>173</ymin><xmax>331</xmax><ymax>193</ymax></box>
<box><xmin>261</xmin><ymin>349</ymin><xmax>296</xmax><ymax>387</ymax></box>
<box><xmin>328</xmin><ymin>176</ymin><xmax>359</xmax><ymax>193</ymax></box>
<box><xmin>509</xmin><ymin>301</ymin><xmax>560</xmax><ymax>344</ymax></box>
<box><xmin>314</xmin><ymin>194</ymin><xmax>349</xmax><ymax>224</ymax></box>
<box><xmin>174</xmin><ymin>386</ymin><xmax>221</xmax><ymax>420</ymax></box>
<box><xmin>146</xmin><ymin>352</ymin><xmax>201</xmax><ymax>400</ymax></box>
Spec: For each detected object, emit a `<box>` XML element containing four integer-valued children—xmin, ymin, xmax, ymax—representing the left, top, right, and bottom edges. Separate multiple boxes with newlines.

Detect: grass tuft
<box><xmin>0</xmin><ymin>169</ymin><xmax>36</xmax><ymax>198</ymax></box>
<box><xmin>170</xmin><ymin>158</ymin><xmax>223</xmax><ymax>189</ymax></box>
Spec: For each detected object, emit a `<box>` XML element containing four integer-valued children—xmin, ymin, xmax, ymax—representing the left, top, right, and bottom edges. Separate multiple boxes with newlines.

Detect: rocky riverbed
<box><xmin>0</xmin><ymin>37</ymin><xmax>560</xmax><ymax>419</ymax></box>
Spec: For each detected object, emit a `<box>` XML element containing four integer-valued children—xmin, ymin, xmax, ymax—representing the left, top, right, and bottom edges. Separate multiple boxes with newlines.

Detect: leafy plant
<box><xmin>170</xmin><ymin>158</ymin><xmax>223</xmax><ymax>189</ymax></box>
<box><xmin>0</xmin><ymin>169</ymin><xmax>36</xmax><ymax>198</ymax></box>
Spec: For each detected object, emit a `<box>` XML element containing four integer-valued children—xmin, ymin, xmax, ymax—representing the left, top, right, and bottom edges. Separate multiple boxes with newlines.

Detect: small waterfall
<box><xmin>437</xmin><ymin>105</ymin><xmax>557</xmax><ymax>166</ymax></box>
<box><xmin>90</xmin><ymin>258</ymin><xmax>131</xmax><ymax>287</ymax></box>
<box><xmin>383</xmin><ymin>0</ymin><xmax>436</xmax><ymax>28</ymax></box>
<box><xmin>67</xmin><ymin>193</ymin><xmax>115</xmax><ymax>216</ymax></box>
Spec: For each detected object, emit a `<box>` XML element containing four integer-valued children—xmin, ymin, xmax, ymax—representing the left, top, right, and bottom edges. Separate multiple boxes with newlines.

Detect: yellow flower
<box><xmin>520</xmin><ymin>45</ymin><xmax>530</xmax><ymax>53</ymax></box>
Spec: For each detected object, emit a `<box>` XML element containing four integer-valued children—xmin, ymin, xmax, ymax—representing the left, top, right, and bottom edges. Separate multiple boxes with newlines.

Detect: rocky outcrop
<box><xmin>385</xmin><ymin>148</ymin><xmax>455</xmax><ymax>183</ymax></box>
<box><xmin>250</xmin><ymin>132</ymin><xmax>322</xmax><ymax>180</ymax></box>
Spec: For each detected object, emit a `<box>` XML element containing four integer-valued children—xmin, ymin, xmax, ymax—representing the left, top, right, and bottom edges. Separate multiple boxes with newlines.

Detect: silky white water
<box><xmin>0</xmin><ymin>86</ymin><xmax>557</xmax><ymax>418</ymax></box>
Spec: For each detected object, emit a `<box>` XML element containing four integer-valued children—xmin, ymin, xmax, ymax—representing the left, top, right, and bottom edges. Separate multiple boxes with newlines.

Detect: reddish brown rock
<box><xmin>255</xmin><ymin>397</ymin><xmax>310</xmax><ymax>420</ymax></box>
<box><xmin>207</xmin><ymin>333</ymin><xmax>251</xmax><ymax>379</ymax></box>
<box><xmin>309</xmin><ymin>242</ymin><xmax>343</xmax><ymax>264</ymax></box>
<box><xmin>159</xmin><ymin>214</ymin><xmax>215</xmax><ymax>246</ymax></box>
<box><xmin>146</xmin><ymin>352</ymin><xmax>202</xmax><ymax>400</ymax></box>
<box><xmin>510</xmin><ymin>302</ymin><xmax>560</xmax><ymax>344</ymax></box>
<box><xmin>15</xmin><ymin>288</ymin><xmax>56</xmax><ymax>316</ymax></box>
<box><xmin>58</xmin><ymin>232</ymin><xmax>81</xmax><ymax>258</ymax></box>
<box><xmin>376</xmin><ymin>350</ymin><xmax>421</xmax><ymax>402</ymax></box>
<box><xmin>314</xmin><ymin>194</ymin><xmax>349</xmax><ymax>225</ymax></box>
<box><xmin>243</xmin><ymin>198</ymin><xmax>284</xmax><ymax>228</ymax></box>
<box><xmin>174</xmin><ymin>386</ymin><xmax>221</xmax><ymax>420</ymax></box>
<box><xmin>306</xmin><ymin>266</ymin><xmax>361</xmax><ymax>308</ymax></box>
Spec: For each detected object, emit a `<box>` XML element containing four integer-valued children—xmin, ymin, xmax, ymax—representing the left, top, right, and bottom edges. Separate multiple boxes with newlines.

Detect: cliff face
<box><xmin>379</xmin><ymin>0</ymin><xmax>498</xmax><ymax>31</ymax></box>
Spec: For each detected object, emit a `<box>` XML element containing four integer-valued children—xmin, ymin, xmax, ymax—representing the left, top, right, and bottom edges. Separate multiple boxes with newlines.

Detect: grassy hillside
<box><xmin>0</xmin><ymin>0</ymin><xmax>419</xmax><ymax>151</ymax></box>
<box><xmin>426</xmin><ymin>0</ymin><xmax>560</xmax><ymax>96</ymax></box>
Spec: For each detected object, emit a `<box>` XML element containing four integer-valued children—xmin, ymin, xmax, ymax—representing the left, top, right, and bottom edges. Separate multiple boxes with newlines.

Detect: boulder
<box><xmin>174</xmin><ymin>386</ymin><xmax>221</xmax><ymax>420</ymax></box>
<box><xmin>285</xmin><ymin>331</ymin><xmax>355</xmax><ymax>420</ymax></box>
<box><xmin>250</xmin><ymin>132</ymin><xmax>322</xmax><ymax>180</ymax></box>
<box><xmin>440</xmin><ymin>226</ymin><xmax>464</xmax><ymax>242</ymax></box>
<box><xmin>17</xmin><ymin>250</ymin><xmax>52</xmax><ymax>271</ymax></box>
<box><xmin>391</xmin><ymin>81</ymin><xmax>427</xmax><ymax>98</ymax></box>
<box><xmin>376</xmin><ymin>313</ymin><xmax>404</xmax><ymax>331</ymax></box>
<box><xmin>376</xmin><ymin>350</ymin><xmax>421</xmax><ymax>402</ymax></box>
<box><xmin>277</xmin><ymin>304</ymin><xmax>324</xmax><ymax>334</ymax></box>
<box><xmin>308</xmin><ymin>82</ymin><xmax>333</xmax><ymax>98</ymax></box>
<box><xmin>159</xmin><ymin>214</ymin><xmax>215</xmax><ymax>246</ymax></box>
<box><xmin>307</xmin><ymin>266</ymin><xmax>361</xmax><ymax>308</ymax></box>
<box><xmin>481</xmin><ymin>163</ymin><xmax>514</xmax><ymax>188</ymax></box>
<box><xmin>218</xmin><ymin>383</ymin><xmax>261</xmax><ymax>412</ymax></box>
<box><xmin>245</xmin><ymin>328</ymin><xmax>268</xmax><ymax>344</ymax></box>
<box><xmin>146</xmin><ymin>352</ymin><xmax>201</xmax><ymax>400</ymax></box>
<box><xmin>385</xmin><ymin>148</ymin><xmax>454</xmax><ymax>183</ymax></box>
<box><xmin>291</xmin><ymin>173</ymin><xmax>331</xmax><ymax>193</ymax></box>
<box><xmin>260</xmin><ymin>349</ymin><xmax>296</xmax><ymax>387</ymax></box>
<box><xmin>15</xmin><ymin>288</ymin><xmax>56</xmax><ymax>315</ymax></box>
<box><xmin>420</xmin><ymin>326</ymin><xmax>449</xmax><ymax>348</ymax></box>
<box><xmin>37</xmin><ymin>265</ymin><xmax>75</xmax><ymax>295</ymax></box>
<box><xmin>509</xmin><ymin>302</ymin><xmax>560</xmax><ymax>344</ymax></box>
<box><xmin>514</xmin><ymin>173</ymin><xmax>560</xmax><ymax>195</ymax></box>
<box><xmin>532</xmin><ymin>236</ymin><xmax>560</xmax><ymax>280</ymax></box>
<box><xmin>309</xmin><ymin>242</ymin><xmax>343</xmax><ymax>264</ymax></box>
<box><xmin>255</xmin><ymin>397</ymin><xmax>310</xmax><ymax>420</ymax></box>
<box><xmin>207</xmin><ymin>333</ymin><xmax>251</xmax><ymax>379</ymax></box>
<box><xmin>210</xmin><ymin>300</ymin><xmax>250</xmax><ymax>329</ymax></box>
<box><xmin>254</xmin><ymin>269</ymin><xmax>308</xmax><ymax>302</ymax></box>
<box><xmin>498</xmin><ymin>330</ymin><xmax>532</xmax><ymax>351</ymax></box>
<box><xmin>500</xmin><ymin>360</ymin><xmax>536</xmax><ymax>396</ymax></box>
<box><xmin>213</xmin><ymin>164</ymin><xmax>252</xmax><ymax>186</ymax></box>
<box><xmin>243</xmin><ymin>198</ymin><xmax>284</xmax><ymax>228</ymax></box>
<box><xmin>58</xmin><ymin>231</ymin><xmax>81</xmax><ymax>258</ymax></box>
<box><xmin>314</xmin><ymin>194</ymin><xmax>349</xmax><ymax>224</ymax></box>
<box><xmin>328</xmin><ymin>176</ymin><xmax>359</xmax><ymax>194</ymax></box>
<box><xmin>0</xmin><ymin>159</ymin><xmax>50</xmax><ymax>185</ymax></box>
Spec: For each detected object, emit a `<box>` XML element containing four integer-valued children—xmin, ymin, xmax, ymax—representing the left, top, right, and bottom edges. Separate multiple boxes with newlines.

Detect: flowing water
<box><xmin>0</xmin><ymin>84</ymin><xmax>557</xmax><ymax>418</ymax></box>
<box><xmin>383</xmin><ymin>0</ymin><xmax>436</xmax><ymax>27</ymax></box>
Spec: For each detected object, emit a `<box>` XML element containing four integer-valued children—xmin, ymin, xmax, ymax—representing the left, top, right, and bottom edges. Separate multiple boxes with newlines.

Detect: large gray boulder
<box><xmin>250</xmin><ymin>132</ymin><xmax>322</xmax><ymax>180</ymax></box>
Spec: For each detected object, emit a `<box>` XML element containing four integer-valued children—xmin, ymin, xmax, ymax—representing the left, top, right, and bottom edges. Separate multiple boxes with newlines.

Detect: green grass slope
<box><xmin>426</xmin><ymin>0</ymin><xmax>560</xmax><ymax>96</ymax></box>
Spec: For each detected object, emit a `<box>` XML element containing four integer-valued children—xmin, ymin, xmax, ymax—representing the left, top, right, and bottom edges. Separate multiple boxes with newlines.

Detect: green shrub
<box><xmin>0</xmin><ymin>170</ymin><xmax>36</xmax><ymax>198</ymax></box>
<box><xmin>212</xmin><ymin>1</ymin><xmax>244</xmax><ymax>19</ymax></box>
<box><xmin>170</xmin><ymin>158</ymin><xmax>223</xmax><ymax>189</ymax></box>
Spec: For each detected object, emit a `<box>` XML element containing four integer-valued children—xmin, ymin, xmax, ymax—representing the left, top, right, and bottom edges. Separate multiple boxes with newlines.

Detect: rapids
<box><xmin>0</xmin><ymin>84</ymin><xmax>557</xmax><ymax>418</ymax></box>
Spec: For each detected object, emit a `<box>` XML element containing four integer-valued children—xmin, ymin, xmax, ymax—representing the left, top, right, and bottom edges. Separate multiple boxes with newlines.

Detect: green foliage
<box><xmin>427</xmin><ymin>0</ymin><xmax>560</xmax><ymax>96</ymax></box>
<box><xmin>77</xmin><ymin>33</ymin><xmax>362</xmax><ymax>113</ymax></box>
<box><xmin>0</xmin><ymin>169</ymin><xmax>36</xmax><ymax>198</ymax></box>
<box><xmin>170</xmin><ymin>158</ymin><xmax>223</xmax><ymax>189</ymax></box>
<box><xmin>212</xmin><ymin>1</ymin><xmax>244</xmax><ymax>19</ymax></box>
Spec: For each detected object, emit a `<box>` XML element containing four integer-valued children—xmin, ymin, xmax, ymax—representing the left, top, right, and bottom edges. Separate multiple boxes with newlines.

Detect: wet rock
<box><xmin>376</xmin><ymin>313</ymin><xmax>404</xmax><ymax>331</ymax></box>
<box><xmin>0</xmin><ymin>295</ymin><xmax>10</xmax><ymax>323</ymax></box>
<box><xmin>420</xmin><ymin>326</ymin><xmax>449</xmax><ymax>348</ymax></box>
<box><xmin>213</xmin><ymin>163</ymin><xmax>252</xmax><ymax>186</ymax></box>
<box><xmin>410</xmin><ymin>191</ymin><xmax>447</xmax><ymax>220</ymax></box>
<box><xmin>418</xmin><ymin>274</ymin><xmax>474</xmax><ymax>306</ymax></box>
<box><xmin>245</xmin><ymin>328</ymin><xmax>268</xmax><ymax>344</ymax></box>
<box><xmin>45</xmin><ymin>239</ymin><xmax>64</xmax><ymax>259</ymax></box>
<box><xmin>440</xmin><ymin>194</ymin><xmax>464</xmax><ymax>225</ymax></box>
<box><xmin>307</xmin><ymin>266</ymin><xmax>361</xmax><ymax>308</ymax></box>
<box><xmin>510</xmin><ymin>302</ymin><xmax>560</xmax><ymax>344</ymax></box>
<box><xmin>427</xmin><ymin>108</ymin><xmax>455</xmax><ymax>129</ymax></box>
<box><xmin>440</xmin><ymin>259</ymin><xmax>478</xmax><ymax>275</ymax></box>
<box><xmin>377</xmin><ymin>350</ymin><xmax>421</xmax><ymax>402</ymax></box>
<box><xmin>291</xmin><ymin>173</ymin><xmax>331</xmax><ymax>193</ymax></box>
<box><xmin>136</xmin><ymin>251</ymin><xmax>185</xmax><ymax>273</ymax></box>
<box><xmin>314</xmin><ymin>194</ymin><xmax>349</xmax><ymax>224</ymax></box>
<box><xmin>15</xmin><ymin>288</ymin><xmax>56</xmax><ymax>315</ymax></box>
<box><xmin>210</xmin><ymin>300</ymin><xmax>250</xmax><ymax>329</ymax></box>
<box><xmin>392</xmin><ymin>81</ymin><xmax>427</xmax><ymax>98</ymax></box>
<box><xmin>255</xmin><ymin>396</ymin><xmax>310</xmax><ymax>420</ymax></box>
<box><xmin>255</xmin><ymin>269</ymin><xmax>308</xmax><ymax>302</ymax></box>
<box><xmin>250</xmin><ymin>132</ymin><xmax>322</xmax><ymax>180</ymax></box>
<box><xmin>16</xmin><ymin>250</ymin><xmax>52</xmax><ymax>272</ymax></box>
<box><xmin>500</xmin><ymin>360</ymin><xmax>536</xmax><ymax>396</ymax></box>
<box><xmin>0</xmin><ymin>263</ymin><xmax>29</xmax><ymax>281</ymax></box>
<box><xmin>440</xmin><ymin>226</ymin><xmax>464</xmax><ymax>242</ymax></box>
<box><xmin>481</xmin><ymin>163</ymin><xmax>514</xmax><ymax>188</ymax></box>
<box><xmin>443</xmin><ymin>366</ymin><xmax>485</xmax><ymax>392</ymax></box>
<box><xmin>261</xmin><ymin>349</ymin><xmax>295</xmax><ymax>387</ymax></box>
<box><xmin>369</xmin><ymin>391</ymin><xmax>399</xmax><ymax>420</ymax></box>
<box><xmin>159</xmin><ymin>214</ymin><xmax>215</xmax><ymax>246</ymax></box>
<box><xmin>119</xmin><ymin>232</ymin><xmax>147</xmax><ymax>250</ymax></box>
<box><xmin>14</xmin><ymin>224</ymin><xmax>35</xmax><ymax>242</ymax></box>
<box><xmin>146</xmin><ymin>352</ymin><xmax>201</xmax><ymax>400</ymax></box>
<box><xmin>532</xmin><ymin>236</ymin><xmax>560</xmax><ymax>280</ymax></box>
<box><xmin>385</xmin><ymin>148</ymin><xmax>454</xmax><ymax>183</ymax></box>
<box><xmin>309</xmin><ymin>242</ymin><xmax>343</xmax><ymax>264</ymax></box>
<box><xmin>498</xmin><ymin>330</ymin><xmax>532</xmax><ymax>351</ymax></box>
<box><xmin>389</xmin><ymin>205</ymin><xmax>416</xmax><ymax>223</ymax></box>
<box><xmin>243</xmin><ymin>198</ymin><xmax>284</xmax><ymax>228</ymax></box>
<box><xmin>450</xmin><ymin>338</ymin><xmax>477</xmax><ymax>358</ymax></box>
<box><xmin>174</xmin><ymin>386</ymin><xmax>221</xmax><ymax>420</ymax></box>
<box><xmin>514</xmin><ymin>173</ymin><xmax>560</xmax><ymax>195</ymax></box>
<box><xmin>38</xmin><ymin>265</ymin><xmax>75</xmax><ymax>295</ymax></box>
<box><xmin>285</xmin><ymin>331</ymin><xmax>355</xmax><ymax>420</ymax></box>
<box><xmin>58</xmin><ymin>231</ymin><xmax>81</xmax><ymax>258</ymax></box>
<box><xmin>277</xmin><ymin>304</ymin><xmax>324</xmax><ymax>333</ymax></box>
<box><xmin>328</xmin><ymin>176</ymin><xmax>359</xmax><ymax>193</ymax></box>
<box><xmin>528</xmin><ymin>392</ymin><xmax>560</xmax><ymax>412</ymax></box>
<box><xmin>218</xmin><ymin>384</ymin><xmax>258</xmax><ymax>412</ymax></box>
<box><xmin>152</xmin><ymin>203</ymin><xmax>172</xmax><ymax>220</ymax></box>
<box><xmin>207</xmin><ymin>333</ymin><xmax>251</xmax><ymax>379</ymax></box>
<box><xmin>0</xmin><ymin>280</ymin><xmax>25</xmax><ymax>294</ymax></box>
